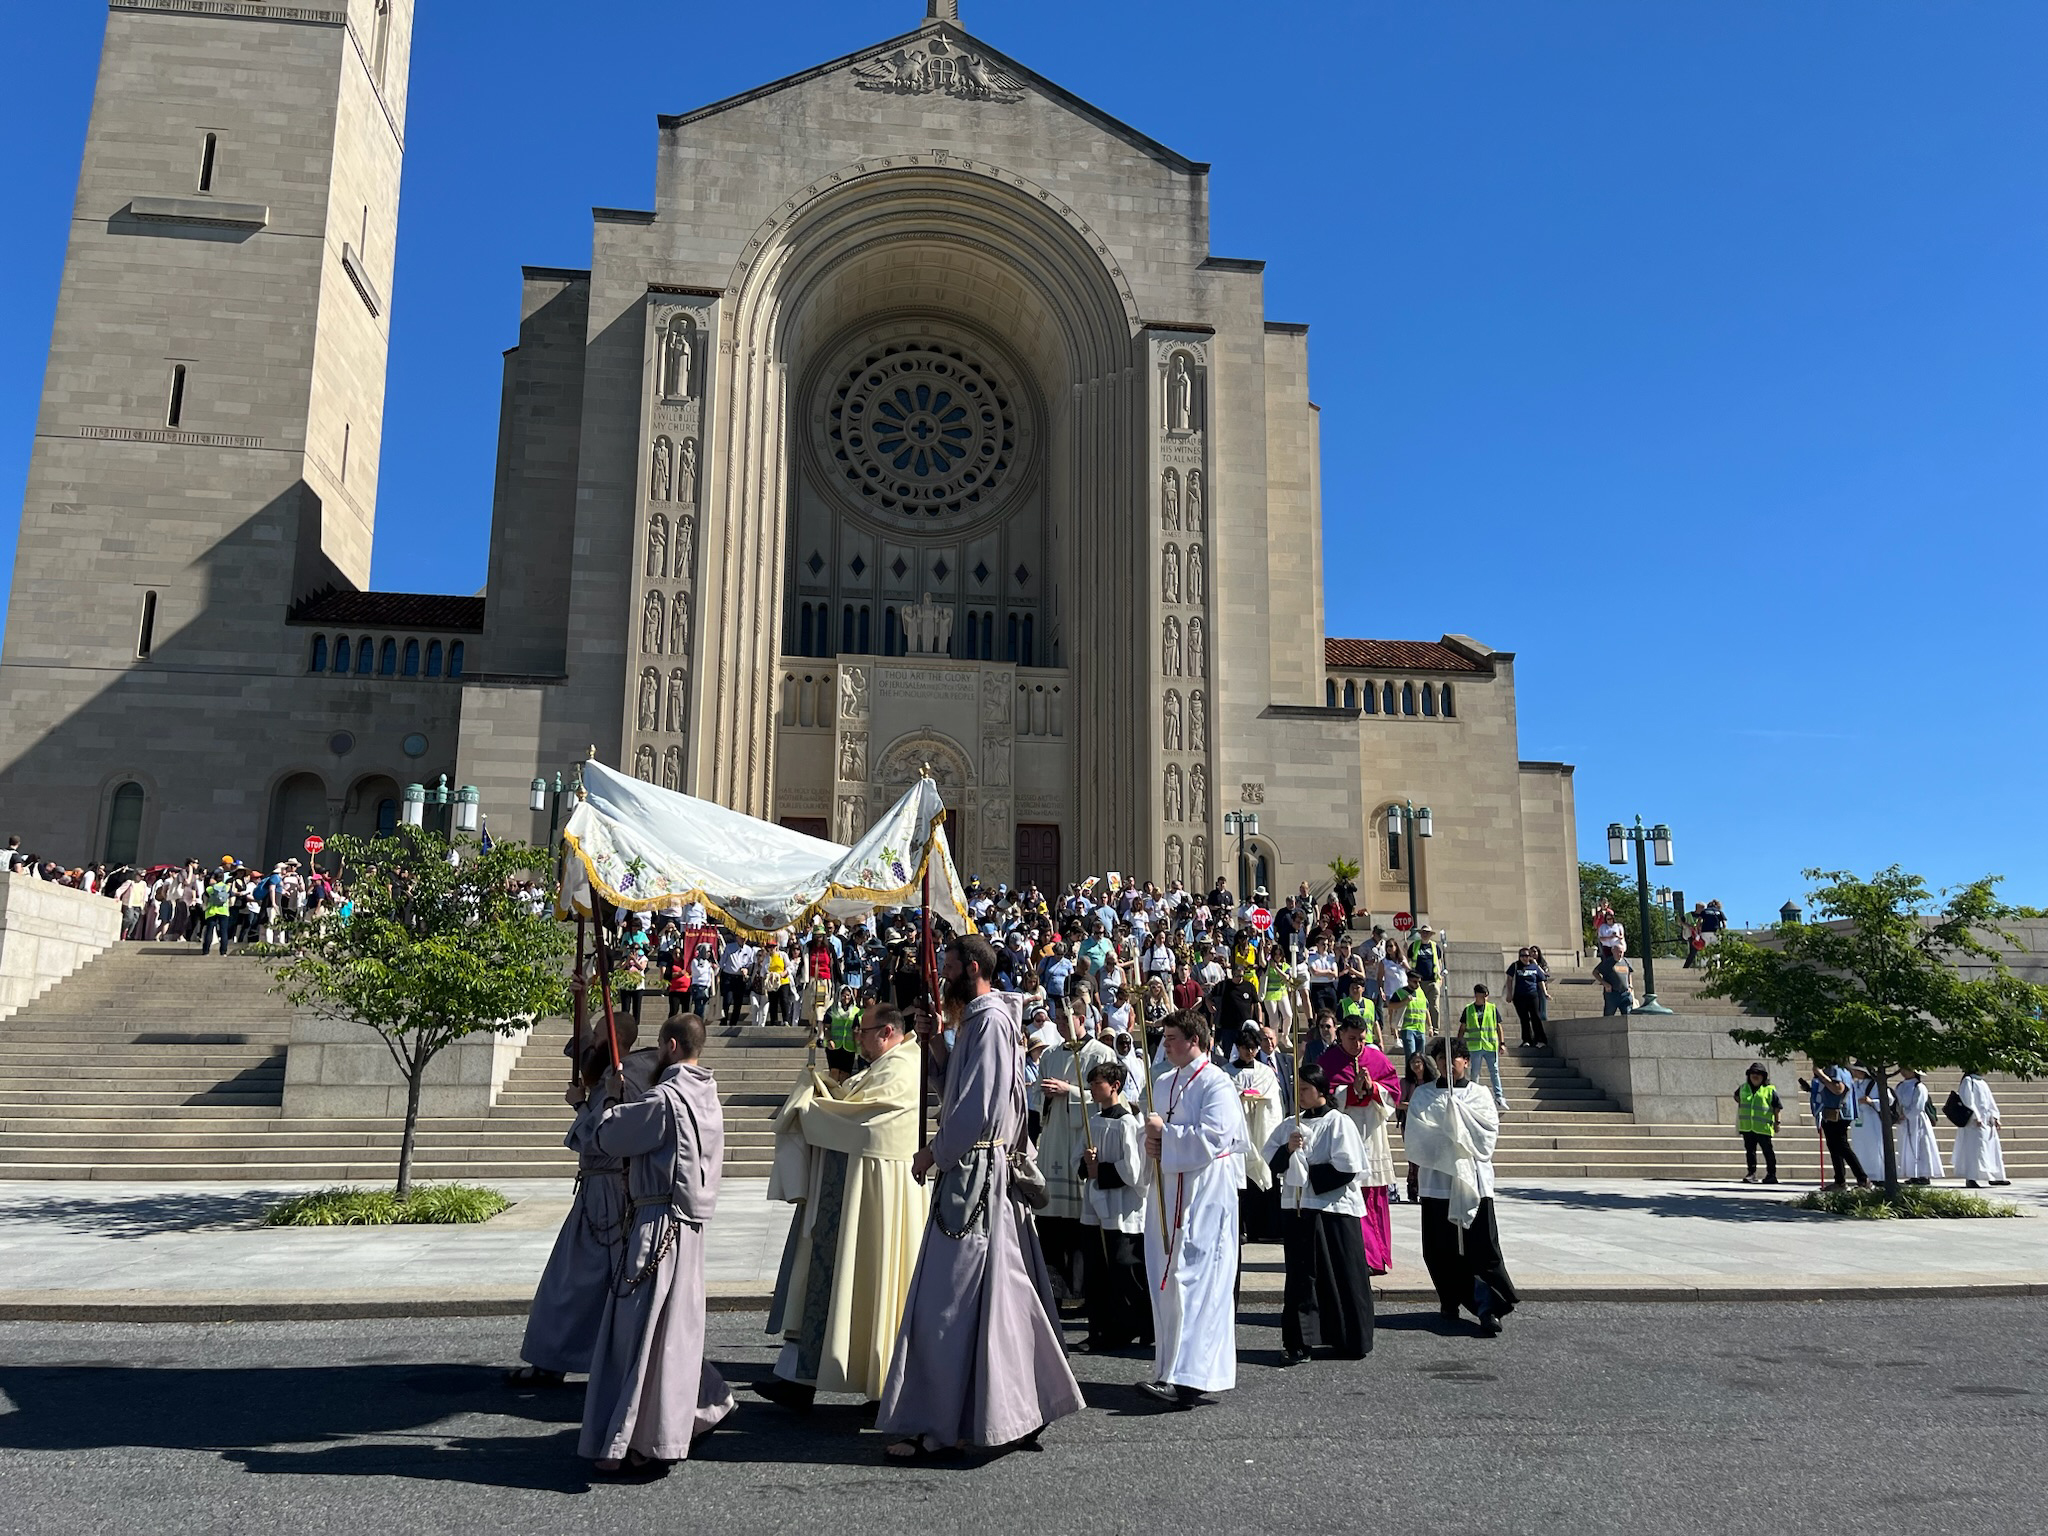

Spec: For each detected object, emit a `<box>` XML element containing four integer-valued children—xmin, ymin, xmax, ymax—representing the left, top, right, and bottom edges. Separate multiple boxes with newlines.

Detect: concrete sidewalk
<box><xmin>0</xmin><ymin>1178</ymin><xmax>2042</xmax><ymax>1321</ymax></box>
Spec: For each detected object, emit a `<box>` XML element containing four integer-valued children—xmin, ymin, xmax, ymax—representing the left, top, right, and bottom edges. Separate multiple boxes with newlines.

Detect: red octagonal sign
<box><xmin>1393</xmin><ymin>911</ymin><xmax>1413</xmax><ymax>932</ymax></box>
<box><xmin>304</xmin><ymin>836</ymin><xmax>325</xmax><ymax>855</ymax></box>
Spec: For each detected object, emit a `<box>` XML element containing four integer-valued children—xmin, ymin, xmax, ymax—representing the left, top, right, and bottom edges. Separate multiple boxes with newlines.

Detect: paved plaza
<box><xmin>0</xmin><ymin>1178</ymin><xmax>2041</xmax><ymax>1321</ymax></box>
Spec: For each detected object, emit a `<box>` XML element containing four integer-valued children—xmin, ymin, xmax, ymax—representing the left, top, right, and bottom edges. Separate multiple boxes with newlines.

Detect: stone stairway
<box><xmin>0</xmin><ymin>943</ymin><xmax>2038</xmax><ymax>1183</ymax></box>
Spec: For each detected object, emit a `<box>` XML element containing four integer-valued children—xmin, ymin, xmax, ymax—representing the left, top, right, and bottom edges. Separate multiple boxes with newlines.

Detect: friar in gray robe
<box><xmin>578</xmin><ymin>1014</ymin><xmax>736</xmax><ymax>1473</ymax></box>
<box><xmin>511</xmin><ymin>1042</ymin><xmax>661</xmax><ymax>1384</ymax></box>
<box><xmin>876</xmin><ymin>934</ymin><xmax>1085</xmax><ymax>1459</ymax></box>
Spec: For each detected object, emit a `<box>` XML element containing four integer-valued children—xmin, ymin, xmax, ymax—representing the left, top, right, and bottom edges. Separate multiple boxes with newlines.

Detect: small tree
<box><xmin>1702</xmin><ymin>866</ymin><xmax>2048</xmax><ymax>1202</ymax></box>
<box><xmin>270</xmin><ymin>826</ymin><xmax>572</xmax><ymax>1197</ymax></box>
<box><xmin>1580</xmin><ymin>861</ymin><xmax>1681</xmax><ymax>955</ymax></box>
<box><xmin>1327</xmin><ymin>856</ymin><xmax>1361</xmax><ymax>883</ymax></box>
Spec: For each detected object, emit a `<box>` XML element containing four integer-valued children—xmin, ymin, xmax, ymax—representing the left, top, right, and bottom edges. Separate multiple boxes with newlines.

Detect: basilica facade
<box><xmin>0</xmin><ymin>1</ymin><xmax>1581</xmax><ymax>953</ymax></box>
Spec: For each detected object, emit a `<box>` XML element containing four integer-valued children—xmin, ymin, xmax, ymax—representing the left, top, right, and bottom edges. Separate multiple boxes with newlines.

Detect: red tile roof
<box><xmin>289</xmin><ymin>590</ymin><xmax>486</xmax><ymax>632</ymax></box>
<box><xmin>1324</xmin><ymin>638</ymin><xmax>1483</xmax><ymax>673</ymax></box>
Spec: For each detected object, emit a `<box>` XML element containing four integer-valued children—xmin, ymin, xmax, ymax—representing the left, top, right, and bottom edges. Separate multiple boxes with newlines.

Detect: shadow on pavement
<box><xmin>1501</xmin><ymin>1187</ymin><xmax>1818</xmax><ymax>1223</ymax></box>
<box><xmin>0</xmin><ymin>1190</ymin><xmax>283</xmax><ymax>1237</ymax></box>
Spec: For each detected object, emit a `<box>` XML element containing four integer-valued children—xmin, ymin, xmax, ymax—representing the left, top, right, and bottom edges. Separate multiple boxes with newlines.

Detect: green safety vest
<box><xmin>1737</xmin><ymin>1082</ymin><xmax>1779</xmax><ymax>1136</ymax></box>
<box><xmin>1262</xmin><ymin>964</ymin><xmax>1289</xmax><ymax>1001</ymax></box>
<box><xmin>1460</xmin><ymin>1002</ymin><xmax>1501</xmax><ymax>1051</ymax></box>
<box><xmin>826</xmin><ymin>1005</ymin><xmax>862</xmax><ymax>1052</ymax></box>
<box><xmin>1402</xmin><ymin>992</ymin><xmax>1431</xmax><ymax>1032</ymax></box>
<box><xmin>1339</xmin><ymin>995</ymin><xmax>1377</xmax><ymax>1026</ymax></box>
<box><xmin>202</xmin><ymin>883</ymin><xmax>231</xmax><ymax>919</ymax></box>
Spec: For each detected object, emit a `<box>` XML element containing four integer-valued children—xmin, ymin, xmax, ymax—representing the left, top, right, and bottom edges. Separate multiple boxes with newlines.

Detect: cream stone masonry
<box><xmin>2</xmin><ymin>3</ymin><xmax>1580</xmax><ymax>953</ymax></box>
<box><xmin>0</xmin><ymin>875</ymin><xmax>124</xmax><ymax>1021</ymax></box>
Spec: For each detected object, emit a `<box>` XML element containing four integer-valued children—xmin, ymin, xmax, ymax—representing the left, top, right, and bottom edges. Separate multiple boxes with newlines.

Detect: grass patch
<box><xmin>262</xmin><ymin>1184</ymin><xmax>511</xmax><ymax>1227</ymax></box>
<box><xmin>1794</xmin><ymin>1186</ymin><xmax>2021</xmax><ymax>1220</ymax></box>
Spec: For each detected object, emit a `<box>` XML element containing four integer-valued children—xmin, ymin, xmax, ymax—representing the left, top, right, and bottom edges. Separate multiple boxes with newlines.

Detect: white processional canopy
<box><xmin>558</xmin><ymin>758</ymin><xmax>970</xmax><ymax>940</ymax></box>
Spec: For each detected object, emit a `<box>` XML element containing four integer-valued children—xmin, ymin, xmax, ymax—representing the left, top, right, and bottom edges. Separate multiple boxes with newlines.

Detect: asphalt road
<box><xmin>0</xmin><ymin>1298</ymin><xmax>2042</xmax><ymax>1535</ymax></box>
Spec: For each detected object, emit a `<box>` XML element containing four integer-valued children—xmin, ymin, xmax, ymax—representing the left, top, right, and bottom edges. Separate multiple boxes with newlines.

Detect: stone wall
<box><xmin>1548</xmin><ymin>1009</ymin><xmax>1763</xmax><ymax>1126</ymax></box>
<box><xmin>0</xmin><ymin>875</ymin><xmax>123</xmax><ymax>1021</ymax></box>
<box><xmin>282</xmin><ymin>1016</ymin><xmax>530</xmax><ymax>1119</ymax></box>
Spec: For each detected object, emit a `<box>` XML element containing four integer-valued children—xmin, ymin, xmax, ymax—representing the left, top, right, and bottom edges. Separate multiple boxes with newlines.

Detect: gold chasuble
<box><xmin>767</xmin><ymin>1040</ymin><xmax>926</xmax><ymax>1400</ymax></box>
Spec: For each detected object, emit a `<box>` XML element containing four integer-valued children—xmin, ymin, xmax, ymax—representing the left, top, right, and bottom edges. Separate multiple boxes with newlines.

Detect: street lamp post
<box><xmin>402</xmin><ymin>774</ymin><xmax>481</xmax><ymax>850</ymax></box>
<box><xmin>1384</xmin><ymin>800</ymin><xmax>1433</xmax><ymax>929</ymax></box>
<box><xmin>1222</xmin><ymin>810</ymin><xmax>1259</xmax><ymax>901</ymax></box>
<box><xmin>1605</xmin><ymin>815</ymin><xmax>1675</xmax><ymax>1015</ymax></box>
<box><xmin>529</xmin><ymin>764</ymin><xmax>584</xmax><ymax>848</ymax></box>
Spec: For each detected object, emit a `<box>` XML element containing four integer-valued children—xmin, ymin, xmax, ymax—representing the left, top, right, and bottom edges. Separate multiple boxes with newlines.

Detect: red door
<box><xmin>1014</xmin><ymin>823</ymin><xmax>1060</xmax><ymax>894</ymax></box>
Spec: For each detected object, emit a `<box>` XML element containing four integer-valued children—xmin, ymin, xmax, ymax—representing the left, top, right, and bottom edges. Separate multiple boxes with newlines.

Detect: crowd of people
<box><xmin>514</xmin><ymin>876</ymin><xmax>1523</xmax><ymax>1476</ymax></box>
<box><xmin>1734</xmin><ymin>1059</ymin><xmax>2012</xmax><ymax>1190</ymax></box>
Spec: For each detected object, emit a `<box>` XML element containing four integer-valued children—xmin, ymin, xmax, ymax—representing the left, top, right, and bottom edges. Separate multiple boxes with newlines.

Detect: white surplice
<box><xmin>1144</xmin><ymin>1059</ymin><xmax>1249</xmax><ymax>1393</ymax></box>
<box><xmin>1891</xmin><ymin>1076</ymin><xmax>1944</xmax><ymax>1182</ymax></box>
<box><xmin>1952</xmin><ymin>1074</ymin><xmax>2006</xmax><ymax>1183</ymax></box>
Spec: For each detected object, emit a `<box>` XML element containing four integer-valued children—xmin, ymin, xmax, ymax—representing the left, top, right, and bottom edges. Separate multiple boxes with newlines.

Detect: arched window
<box><xmin>425</xmin><ymin>639</ymin><xmax>442</xmax><ymax>677</ymax></box>
<box><xmin>448</xmin><ymin>642</ymin><xmax>465</xmax><ymax>678</ymax></box>
<box><xmin>858</xmin><ymin>606</ymin><xmax>871</xmax><ymax>654</ymax></box>
<box><xmin>1382</xmin><ymin>681</ymin><xmax>1396</xmax><ymax>715</ymax></box>
<box><xmin>1325</xmin><ymin>679</ymin><xmax>1337</xmax><ymax>708</ymax></box>
<box><xmin>378</xmin><ymin>638</ymin><xmax>397</xmax><ymax>676</ymax></box>
<box><xmin>798</xmin><ymin>603</ymin><xmax>814</xmax><ymax>658</ymax></box>
<box><xmin>331</xmin><ymin>635</ymin><xmax>348</xmax><ymax>672</ymax></box>
<box><xmin>1007</xmin><ymin>613</ymin><xmax>1020</xmax><ymax>663</ymax></box>
<box><xmin>356</xmin><ymin>637</ymin><xmax>375</xmax><ymax>673</ymax></box>
<box><xmin>105</xmin><ymin>782</ymin><xmax>145</xmax><ymax>865</ymax></box>
<box><xmin>884</xmin><ymin>607</ymin><xmax>900</xmax><ymax>656</ymax></box>
<box><xmin>375</xmin><ymin>797</ymin><xmax>398</xmax><ymax>836</ymax></box>
<box><xmin>402</xmin><ymin>638</ymin><xmax>420</xmax><ymax>676</ymax></box>
<box><xmin>842</xmin><ymin>605</ymin><xmax>855</xmax><ymax>654</ymax></box>
<box><xmin>1441</xmin><ymin>683</ymin><xmax>1455</xmax><ymax>718</ymax></box>
<box><xmin>309</xmin><ymin>635</ymin><xmax>327</xmax><ymax>673</ymax></box>
<box><xmin>1421</xmin><ymin>683</ymin><xmax>1437</xmax><ymax>717</ymax></box>
<box><xmin>1021</xmin><ymin>615</ymin><xmax>1035</xmax><ymax>668</ymax></box>
<box><xmin>1343</xmin><ymin>680</ymin><xmax>1357</xmax><ymax>709</ymax></box>
<box><xmin>1401</xmin><ymin>682</ymin><xmax>1416</xmax><ymax>716</ymax></box>
<box><xmin>1386</xmin><ymin>809</ymin><xmax>1403</xmax><ymax>872</ymax></box>
<box><xmin>1361</xmin><ymin>679</ymin><xmax>1378</xmax><ymax>714</ymax></box>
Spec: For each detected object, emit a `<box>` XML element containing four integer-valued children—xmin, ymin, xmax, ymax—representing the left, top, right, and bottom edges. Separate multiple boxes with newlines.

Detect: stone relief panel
<box><xmin>1189</xmin><ymin>690</ymin><xmax>1208</xmax><ymax>753</ymax></box>
<box><xmin>1162</xmin><ymin>689</ymin><xmax>1183</xmax><ymax>752</ymax></box>
<box><xmin>1164</xmin><ymin>834</ymin><xmax>1185</xmax><ymax>886</ymax></box>
<box><xmin>839</xmin><ymin>732</ymin><xmax>867</xmax><ymax>782</ymax></box>
<box><xmin>852</xmin><ymin>33</ymin><xmax>1025</xmax><ymax>100</ymax></box>
<box><xmin>634</xmin><ymin>745</ymin><xmax>658</xmax><ymax>783</ymax></box>
<box><xmin>839</xmin><ymin>666</ymin><xmax>870</xmax><ymax>721</ymax></box>
<box><xmin>1162</xmin><ymin>615</ymin><xmax>1182</xmax><ymax>677</ymax></box>
<box><xmin>660</xmin><ymin>313</ymin><xmax>697</xmax><ymax>402</ymax></box>
<box><xmin>676</xmin><ymin>513</ymin><xmax>695</xmax><ymax>577</ymax></box>
<box><xmin>1189</xmin><ymin>763</ymin><xmax>1209</xmax><ymax>822</ymax></box>
<box><xmin>1166</xmin><ymin>349</ymin><xmax>1204</xmax><ymax>435</ymax></box>
<box><xmin>982</xmin><ymin>737</ymin><xmax>1011</xmax><ymax>788</ymax></box>
<box><xmin>1161</xmin><ymin>543</ymin><xmax>1181</xmax><ymax>605</ymax></box>
<box><xmin>641</xmin><ymin>592</ymin><xmax>665</xmax><ymax>654</ymax></box>
<box><xmin>678</xmin><ymin>438</ymin><xmax>698</xmax><ymax>506</ymax></box>
<box><xmin>981</xmin><ymin>797</ymin><xmax>1010</xmax><ymax>863</ymax></box>
<box><xmin>980</xmin><ymin>671</ymin><xmax>1010</xmax><ymax>727</ymax></box>
<box><xmin>1186</xmin><ymin>616</ymin><xmax>1205</xmax><ymax>679</ymax></box>
<box><xmin>1163</xmin><ymin>763</ymin><xmax>1184</xmax><ymax>822</ymax></box>
<box><xmin>1191</xmin><ymin>834</ymin><xmax>1210</xmax><ymax>890</ymax></box>
<box><xmin>666</xmin><ymin>669</ymin><xmax>689</xmax><ymax>733</ymax></box>
<box><xmin>1185</xmin><ymin>470</ymin><xmax>1204</xmax><ymax>535</ymax></box>
<box><xmin>1241</xmin><ymin>781</ymin><xmax>1266</xmax><ymax>806</ymax></box>
<box><xmin>651</xmin><ymin>437</ymin><xmax>673</xmax><ymax>503</ymax></box>
<box><xmin>637</xmin><ymin>667</ymin><xmax>660</xmax><ymax>731</ymax></box>
<box><xmin>1186</xmin><ymin>543</ymin><xmax>1206</xmax><ymax>607</ymax></box>
<box><xmin>662</xmin><ymin>746</ymin><xmax>684</xmax><ymax>791</ymax></box>
<box><xmin>837</xmin><ymin>794</ymin><xmax>868</xmax><ymax>843</ymax></box>
<box><xmin>1161</xmin><ymin>468</ymin><xmax>1180</xmax><ymax>532</ymax></box>
<box><xmin>670</xmin><ymin>591</ymin><xmax>690</xmax><ymax>656</ymax></box>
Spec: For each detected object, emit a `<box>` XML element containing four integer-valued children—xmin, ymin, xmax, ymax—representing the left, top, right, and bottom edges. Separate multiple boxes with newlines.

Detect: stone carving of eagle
<box><xmin>853</xmin><ymin>42</ymin><xmax>1026</xmax><ymax>101</ymax></box>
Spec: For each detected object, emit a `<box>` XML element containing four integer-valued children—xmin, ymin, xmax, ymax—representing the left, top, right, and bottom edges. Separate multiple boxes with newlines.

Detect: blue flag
<box><xmin>479</xmin><ymin>815</ymin><xmax>494</xmax><ymax>854</ymax></box>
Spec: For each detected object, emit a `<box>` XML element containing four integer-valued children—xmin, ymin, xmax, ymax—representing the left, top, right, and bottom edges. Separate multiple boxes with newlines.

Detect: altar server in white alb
<box><xmin>1889</xmin><ymin>1068</ymin><xmax>1943</xmax><ymax>1185</ymax></box>
<box><xmin>1140</xmin><ymin>1009</ymin><xmax>1251</xmax><ymax>1409</ymax></box>
<box><xmin>1951</xmin><ymin>1070</ymin><xmax>2009</xmax><ymax>1187</ymax></box>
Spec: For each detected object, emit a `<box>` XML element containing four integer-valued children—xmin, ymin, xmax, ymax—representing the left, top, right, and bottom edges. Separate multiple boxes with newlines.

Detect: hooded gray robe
<box><xmin>577</xmin><ymin>1060</ymin><xmax>736</xmax><ymax>1462</ymax></box>
<box><xmin>876</xmin><ymin>991</ymin><xmax>1085</xmax><ymax>1449</ymax></box>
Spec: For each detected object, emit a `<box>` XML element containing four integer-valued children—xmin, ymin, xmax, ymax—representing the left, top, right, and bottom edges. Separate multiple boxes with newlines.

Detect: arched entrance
<box><xmin>265</xmin><ymin>772</ymin><xmax>329</xmax><ymax>868</ymax></box>
<box><xmin>340</xmin><ymin>774</ymin><xmax>402</xmax><ymax>841</ymax></box>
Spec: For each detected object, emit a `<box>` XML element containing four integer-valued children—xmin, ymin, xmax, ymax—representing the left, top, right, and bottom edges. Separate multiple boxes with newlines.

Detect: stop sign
<box><xmin>304</xmin><ymin>835</ymin><xmax>325</xmax><ymax>855</ymax></box>
<box><xmin>1393</xmin><ymin>911</ymin><xmax>1413</xmax><ymax>932</ymax></box>
<box><xmin>1248</xmin><ymin>907</ymin><xmax>1272</xmax><ymax>932</ymax></box>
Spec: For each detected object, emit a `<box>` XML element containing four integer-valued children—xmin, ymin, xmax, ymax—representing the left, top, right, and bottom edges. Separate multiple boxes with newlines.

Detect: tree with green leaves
<box><xmin>1702</xmin><ymin>866</ymin><xmax>2048</xmax><ymax>1202</ymax></box>
<box><xmin>1579</xmin><ymin>861</ymin><xmax>1682</xmax><ymax>955</ymax></box>
<box><xmin>269</xmin><ymin>826</ymin><xmax>573</xmax><ymax>1197</ymax></box>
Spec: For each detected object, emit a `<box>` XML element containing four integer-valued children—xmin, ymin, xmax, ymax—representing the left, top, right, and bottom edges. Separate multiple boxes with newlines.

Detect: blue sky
<box><xmin>3</xmin><ymin>1</ymin><xmax>2043</xmax><ymax>923</ymax></box>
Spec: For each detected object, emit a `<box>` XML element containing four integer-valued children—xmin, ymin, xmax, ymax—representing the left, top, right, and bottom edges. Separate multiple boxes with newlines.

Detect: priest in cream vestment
<box><xmin>759</xmin><ymin>1002</ymin><xmax>925</xmax><ymax>1407</ymax></box>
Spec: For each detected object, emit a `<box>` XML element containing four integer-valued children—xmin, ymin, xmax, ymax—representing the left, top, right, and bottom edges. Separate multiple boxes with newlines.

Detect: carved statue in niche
<box><xmin>1169</xmin><ymin>353</ymin><xmax>1196</xmax><ymax>433</ymax></box>
<box><xmin>1187</xmin><ymin>542</ymin><xmax>1206</xmax><ymax>606</ymax></box>
<box><xmin>839</xmin><ymin>666</ymin><xmax>869</xmax><ymax>720</ymax></box>
<box><xmin>982</xmin><ymin>739</ymin><xmax>1010</xmax><ymax>788</ymax></box>
<box><xmin>1162</xmin><ymin>615</ymin><xmax>1182</xmax><ymax>677</ymax></box>
<box><xmin>839</xmin><ymin>732</ymin><xmax>866</xmax><ymax>782</ymax></box>
<box><xmin>1191</xmin><ymin>834</ymin><xmax>1209</xmax><ymax>889</ymax></box>
<box><xmin>1161</xmin><ymin>544</ymin><xmax>1181</xmax><ymax>605</ymax></box>
<box><xmin>666</xmin><ymin>669</ymin><xmax>688</xmax><ymax>733</ymax></box>
<box><xmin>646</xmin><ymin>513</ymin><xmax>668</xmax><ymax>580</ymax></box>
<box><xmin>1164</xmin><ymin>834</ymin><xmax>1185</xmax><ymax>886</ymax></box>
<box><xmin>676</xmin><ymin>513</ymin><xmax>695</xmax><ymax>576</ymax></box>
<box><xmin>634</xmin><ymin>744</ymin><xmax>658</xmax><ymax>783</ymax></box>
<box><xmin>670</xmin><ymin>590</ymin><xmax>690</xmax><ymax>656</ymax></box>
<box><xmin>1189</xmin><ymin>689</ymin><xmax>1208</xmax><ymax>752</ymax></box>
<box><xmin>641</xmin><ymin>592</ymin><xmax>665</xmax><ymax>654</ymax></box>
<box><xmin>1186</xmin><ymin>615</ymin><xmax>1206</xmax><ymax>679</ymax></box>
<box><xmin>637</xmin><ymin>668</ymin><xmax>660</xmax><ymax>731</ymax></box>
<box><xmin>1161</xmin><ymin>468</ymin><xmax>1180</xmax><ymax>531</ymax></box>
<box><xmin>1189</xmin><ymin>763</ymin><xmax>1209</xmax><ymax>822</ymax></box>
<box><xmin>981</xmin><ymin>671</ymin><xmax>1009</xmax><ymax>725</ymax></box>
<box><xmin>678</xmin><ymin>438</ymin><xmax>698</xmax><ymax>505</ymax></box>
<box><xmin>651</xmin><ymin>437</ymin><xmax>672</xmax><ymax>503</ymax></box>
<box><xmin>661</xmin><ymin>746</ymin><xmax>683</xmax><ymax>792</ymax></box>
<box><xmin>1162</xmin><ymin>689</ymin><xmax>1183</xmax><ymax>752</ymax></box>
<box><xmin>1186</xmin><ymin>470</ymin><xmax>1204</xmax><ymax>534</ymax></box>
<box><xmin>981</xmin><ymin>797</ymin><xmax>1008</xmax><ymax>857</ymax></box>
<box><xmin>902</xmin><ymin>592</ymin><xmax>955</xmax><ymax>656</ymax></box>
<box><xmin>661</xmin><ymin>316</ymin><xmax>693</xmax><ymax>401</ymax></box>
<box><xmin>1162</xmin><ymin>763</ymin><xmax>1184</xmax><ymax>822</ymax></box>
<box><xmin>836</xmin><ymin>794</ymin><xmax>867</xmax><ymax>843</ymax></box>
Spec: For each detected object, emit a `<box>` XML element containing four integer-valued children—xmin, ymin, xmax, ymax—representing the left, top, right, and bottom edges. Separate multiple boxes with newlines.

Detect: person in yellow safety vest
<box><xmin>199</xmin><ymin>875</ymin><xmax>234</xmax><ymax>957</ymax></box>
<box><xmin>1457</xmin><ymin>984</ymin><xmax>1508</xmax><ymax>1112</ymax></box>
<box><xmin>823</xmin><ymin>984</ymin><xmax>864</xmax><ymax>1079</ymax></box>
<box><xmin>1234</xmin><ymin>932</ymin><xmax>1260</xmax><ymax>986</ymax></box>
<box><xmin>1733</xmin><ymin>1063</ymin><xmax>1782</xmax><ymax>1184</ymax></box>
<box><xmin>1337</xmin><ymin>976</ymin><xmax>1382</xmax><ymax>1049</ymax></box>
<box><xmin>1394</xmin><ymin>985</ymin><xmax>1431</xmax><ymax>1062</ymax></box>
<box><xmin>1261</xmin><ymin>953</ymin><xmax>1294</xmax><ymax>1042</ymax></box>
